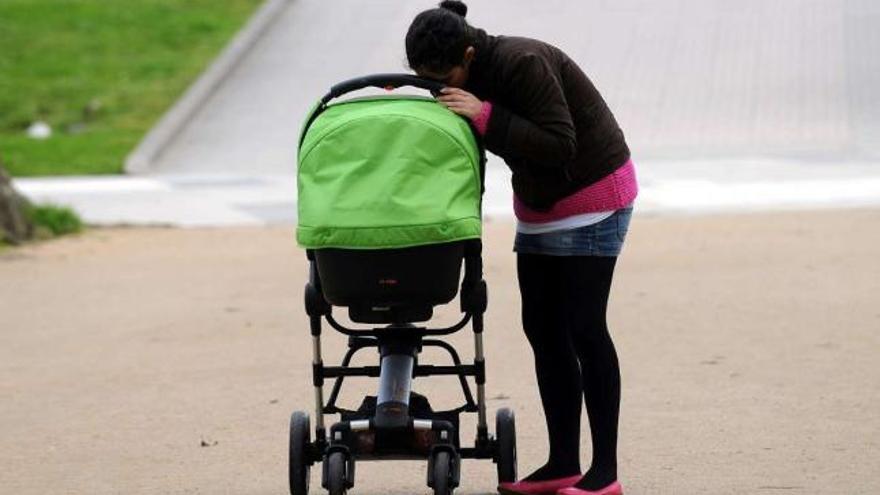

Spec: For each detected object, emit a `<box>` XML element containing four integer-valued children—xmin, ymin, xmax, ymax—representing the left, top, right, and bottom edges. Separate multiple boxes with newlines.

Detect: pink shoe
<box><xmin>557</xmin><ymin>481</ymin><xmax>623</xmax><ymax>495</ymax></box>
<box><xmin>498</xmin><ymin>475</ymin><xmax>582</xmax><ymax>495</ymax></box>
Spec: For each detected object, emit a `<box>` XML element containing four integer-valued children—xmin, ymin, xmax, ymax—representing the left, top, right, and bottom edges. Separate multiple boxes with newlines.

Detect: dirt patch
<box><xmin>2</xmin><ymin>210</ymin><xmax>879</xmax><ymax>494</ymax></box>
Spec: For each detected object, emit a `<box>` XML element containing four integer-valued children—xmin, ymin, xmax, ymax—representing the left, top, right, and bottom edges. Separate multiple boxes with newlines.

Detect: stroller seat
<box><xmin>314</xmin><ymin>241</ymin><xmax>465</xmax><ymax>324</ymax></box>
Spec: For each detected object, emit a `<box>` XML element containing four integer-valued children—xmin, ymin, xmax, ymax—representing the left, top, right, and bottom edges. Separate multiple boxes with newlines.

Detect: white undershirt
<box><xmin>516</xmin><ymin>210</ymin><xmax>616</xmax><ymax>235</ymax></box>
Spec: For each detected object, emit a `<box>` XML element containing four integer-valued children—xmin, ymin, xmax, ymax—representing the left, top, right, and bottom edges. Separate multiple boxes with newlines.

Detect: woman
<box><xmin>406</xmin><ymin>2</ymin><xmax>638</xmax><ymax>495</ymax></box>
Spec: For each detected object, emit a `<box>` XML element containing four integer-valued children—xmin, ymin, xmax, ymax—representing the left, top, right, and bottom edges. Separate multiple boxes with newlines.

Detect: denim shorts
<box><xmin>513</xmin><ymin>206</ymin><xmax>634</xmax><ymax>257</ymax></box>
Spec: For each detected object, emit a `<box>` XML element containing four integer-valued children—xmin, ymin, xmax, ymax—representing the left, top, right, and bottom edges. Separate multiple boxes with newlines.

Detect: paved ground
<box><xmin>2</xmin><ymin>210</ymin><xmax>879</xmax><ymax>494</ymax></box>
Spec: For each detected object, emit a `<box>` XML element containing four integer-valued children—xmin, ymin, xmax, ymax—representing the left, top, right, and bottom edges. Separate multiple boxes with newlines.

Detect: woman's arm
<box><xmin>437</xmin><ymin>52</ymin><xmax>577</xmax><ymax>166</ymax></box>
<box><xmin>484</xmin><ymin>52</ymin><xmax>577</xmax><ymax>165</ymax></box>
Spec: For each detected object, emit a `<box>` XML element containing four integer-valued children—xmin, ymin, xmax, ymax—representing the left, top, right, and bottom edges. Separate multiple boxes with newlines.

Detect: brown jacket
<box><xmin>465</xmin><ymin>30</ymin><xmax>631</xmax><ymax>210</ymax></box>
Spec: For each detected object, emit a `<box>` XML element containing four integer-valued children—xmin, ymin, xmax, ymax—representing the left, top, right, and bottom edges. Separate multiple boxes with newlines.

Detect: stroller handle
<box><xmin>299</xmin><ymin>73</ymin><xmax>450</xmax><ymax>149</ymax></box>
<box><xmin>322</xmin><ymin>73</ymin><xmax>445</xmax><ymax>104</ymax></box>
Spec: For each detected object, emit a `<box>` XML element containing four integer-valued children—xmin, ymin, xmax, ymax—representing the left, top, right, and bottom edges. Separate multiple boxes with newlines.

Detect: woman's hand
<box><xmin>436</xmin><ymin>87</ymin><xmax>483</xmax><ymax>119</ymax></box>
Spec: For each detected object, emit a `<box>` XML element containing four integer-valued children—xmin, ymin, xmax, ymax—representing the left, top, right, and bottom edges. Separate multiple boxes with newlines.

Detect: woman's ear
<box><xmin>464</xmin><ymin>46</ymin><xmax>475</xmax><ymax>66</ymax></box>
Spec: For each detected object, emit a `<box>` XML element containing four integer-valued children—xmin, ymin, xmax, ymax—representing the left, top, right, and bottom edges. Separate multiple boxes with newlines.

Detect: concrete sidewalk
<box><xmin>14</xmin><ymin>159</ymin><xmax>880</xmax><ymax>226</ymax></box>
<box><xmin>147</xmin><ymin>0</ymin><xmax>880</xmax><ymax>175</ymax></box>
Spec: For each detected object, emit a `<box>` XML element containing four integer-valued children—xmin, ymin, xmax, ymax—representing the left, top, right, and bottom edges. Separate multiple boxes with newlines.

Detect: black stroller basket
<box><xmin>289</xmin><ymin>75</ymin><xmax>516</xmax><ymax>495</ymax></box>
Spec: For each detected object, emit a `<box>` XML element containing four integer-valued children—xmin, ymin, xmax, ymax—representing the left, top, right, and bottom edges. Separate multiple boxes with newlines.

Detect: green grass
<box><xmin>26</xmin><ymin>204</ymin><xmax>84</xmax><ymax>237</ymax></box>
<box><xmin>0</xmin><ymin>0</ymin><xmax>262</xmax><ymax>177</ymax></box>
<box><xmin>1</xmin><ymin>203</ymin><xmax>83</xmax><ymax>247</ymax></box>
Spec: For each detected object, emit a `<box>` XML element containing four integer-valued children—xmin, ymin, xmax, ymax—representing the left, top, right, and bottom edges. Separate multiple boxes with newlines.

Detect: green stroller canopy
<box><xmin>297</xmin><ymin>96</ymin><xmax>482</xmax><ymax>249</ymax></box>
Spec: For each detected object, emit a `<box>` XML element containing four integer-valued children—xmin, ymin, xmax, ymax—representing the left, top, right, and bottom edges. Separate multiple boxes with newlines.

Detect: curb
<box><xmin>124</xmin><ymin>0</ymin><xmax>293</xmax><ymax>175</ymax></box>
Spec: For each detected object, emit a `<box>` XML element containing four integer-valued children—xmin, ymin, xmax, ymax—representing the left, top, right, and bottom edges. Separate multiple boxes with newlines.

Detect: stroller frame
<box><xmin>297</xmin><ymin>241</ymin><xmax>511</xmax><ymax>492</ymax></box>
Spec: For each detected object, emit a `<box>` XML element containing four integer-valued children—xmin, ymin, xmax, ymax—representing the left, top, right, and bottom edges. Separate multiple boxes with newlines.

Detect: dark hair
<box><xmin>406</xmin><ymin>1</ymin><xmax>474</xmax><ymax>73</ymax></box>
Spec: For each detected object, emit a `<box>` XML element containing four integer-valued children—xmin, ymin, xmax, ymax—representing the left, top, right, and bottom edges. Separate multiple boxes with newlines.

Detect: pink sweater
<box><xmin>472</xmin><ymin>102</ymin><xmax>638</xmax><ymax>223</ymax></box>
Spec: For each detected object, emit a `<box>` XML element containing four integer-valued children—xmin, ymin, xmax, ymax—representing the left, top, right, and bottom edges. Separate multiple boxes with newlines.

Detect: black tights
<box><xmin>517</xmin><ymin>253</ymin><xmax>621</xmax><ymax>490</ymax></box>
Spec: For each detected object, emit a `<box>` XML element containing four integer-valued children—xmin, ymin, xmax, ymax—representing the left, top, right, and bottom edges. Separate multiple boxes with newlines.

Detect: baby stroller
<box><xmin>290</xmin><ymin>74</ymin><xmax>517</xmax><ymax>495</ymax></box>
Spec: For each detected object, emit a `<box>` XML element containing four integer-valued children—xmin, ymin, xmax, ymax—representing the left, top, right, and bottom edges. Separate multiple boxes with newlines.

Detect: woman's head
<box><xmin>406</xmin><ymin>1</ymin><xmax>475</xmax><ymax>87</ymax></box>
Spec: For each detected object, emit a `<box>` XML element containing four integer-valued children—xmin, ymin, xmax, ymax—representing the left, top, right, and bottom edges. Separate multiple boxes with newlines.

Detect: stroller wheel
<box><xmin>289</xmin><ymin>411</ymin><xmax>311</xmax><ymax>495</ymax></box>
<box><xmin>495</xmin><ymin>408</ymin><xmax>517</xmax><ymax>483</ymax></box>
<box><xmin>430</xmin><ymin>451</ymin><xmax>454</xmax><ymax>495</ymax></box>
<box><xmin>326</xmin><ymin>452</ymin><xmax>348</xmax><ymax>495</ymax></box>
